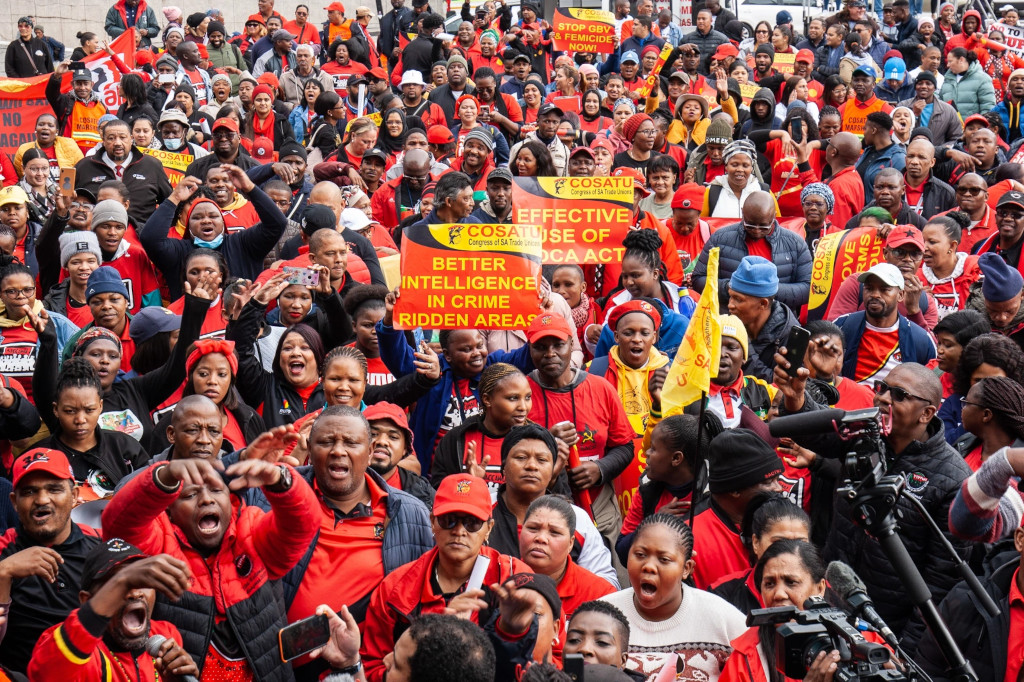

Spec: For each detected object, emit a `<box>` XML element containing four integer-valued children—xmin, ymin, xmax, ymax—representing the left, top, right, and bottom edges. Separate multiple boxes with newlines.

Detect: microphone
<box><xmin>768</xmin><ymin>408</ymin><xmax>846</xmax><ymax>438</ymax></box>
<box><xmin>826</xmin><ymin>561</ymin><xmax>899</xmax><ymax>649</ymax></box>
<box><xmin>145</xmin><ymin>635</ymin><xmax>200</xmax><ymax>682</ymax></box>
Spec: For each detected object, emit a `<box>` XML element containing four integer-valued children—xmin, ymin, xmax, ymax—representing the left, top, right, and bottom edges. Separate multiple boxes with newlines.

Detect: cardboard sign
<box><xmin>994</xmin><ymin>22</ymin><xmax>1024</xmax><ymax>56</ymax></box>
<box><xmin>807</xmin><ymin>226</ymin><xmax>885</xmax><ymax>321</ymax></box>
<box><xmin>139</xmin><ymin>147</ymin><xmax>193</xmax><ymax>186</ymax></box>
<box><xmin>550</xmin><ymin>8</ymin><xmax>617</xmax><ymax>54</ymax></box>
<box><xmin>393</xmin><ymin>223</ymin><xmax>543</xmax><ymax>330</ymax></box>
<box><xmin>773</xmin><ymin>53</ymin><xmax>796</xmax><ymax>75</ymax></box>
<box><xmin>510</xmin><ymin>176</ymin><xmax>633</xmax><ymax>264</ymax></box>
<box><xmin>552</xmin><ymin>95</ymin><xmax>581</xmax><ymax>114</ymax></box>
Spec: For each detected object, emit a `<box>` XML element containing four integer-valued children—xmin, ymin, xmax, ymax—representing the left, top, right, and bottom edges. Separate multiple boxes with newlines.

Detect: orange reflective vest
<box><xmin>68</xmin><ymin>100</ymin><xmax>107</xmax><ymax>152</ymax></box>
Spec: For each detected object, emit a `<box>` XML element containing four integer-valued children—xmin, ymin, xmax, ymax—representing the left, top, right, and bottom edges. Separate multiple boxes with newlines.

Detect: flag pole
<box><xmin>689</xmin><ymin>389</ymin><xmax>707</xmax><ymax>528</ymax></box>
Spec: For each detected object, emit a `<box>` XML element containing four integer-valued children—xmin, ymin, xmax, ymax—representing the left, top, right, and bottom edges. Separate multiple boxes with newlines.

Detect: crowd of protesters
<box><xmin>4</xmin><ymin>0</ymin><xmax>1024</xmax><ymax>680</ymax></box>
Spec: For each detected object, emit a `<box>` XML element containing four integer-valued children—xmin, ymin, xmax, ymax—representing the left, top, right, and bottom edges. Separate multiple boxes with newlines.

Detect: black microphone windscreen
<box><xmin>826</xmin><ymin>560</ymin><xmax>867</xmax><ymax>598</ymax></box>
<box><xmin>768</xmin><ymin>408</ymin><xmax>846</xmax><ymax>438</ymax></box>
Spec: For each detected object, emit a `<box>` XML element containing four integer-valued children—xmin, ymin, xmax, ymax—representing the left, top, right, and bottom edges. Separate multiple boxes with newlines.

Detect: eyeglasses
<box><xmin>71</xmin><ymin>201</ymin><xmax>94</xmax><ymax>209</ymax></box>
<box><xmin>636</xmin><ymin>127</ymin><xmax>657</xmax><ymax>136</ymax></box>
<box><xmin>996</xmin><ymin>207</ymin><xmax>1024</xmax><ymax>220</ymax></box>
<box><xmin>436</xmin><ymin>513</ymin><xmax>486</xmax><ymax>533</ymax></box>
<box><xmin>743</xmin><ymin>221</ymin><xmax>774</xmax><ymax>231</ymax></box>
<box><xmin>2</xmin><ymin>286</ymin><xmax>35</xmax><ymax>299</ymax></box>
<box><xmin>889</xmin><ymin>247</ymin><xmax>923</xmax><ymax>260</ymax></box>
<box><xmin>959</xmin><ymin>397</ymin><xmax>985</xmax><ymax>409</ymax></box>
<box><xmin>957</xmin><ymin>186</ymin><xmax>986</xmax><ymax>195</ymax></box>
<box><xmin>756</xmin><ymin>29</ymin><xmax>770</xmax><ymax>34</ymax></box>
<box><xmin>802</xmin><ymin>198</ymin><xmax>827</xmax><ymax>207</ymax></box>
<box><xmin>873</xmin><ymin>380</ymin><xmax>930</xmax><ymax>404</ymax></box>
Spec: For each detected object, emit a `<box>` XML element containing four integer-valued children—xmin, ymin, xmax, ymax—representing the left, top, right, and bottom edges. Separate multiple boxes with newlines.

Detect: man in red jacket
<box><xmin>101</xmin><ymin>428</ymin><xmax>319</xmax><ymax>681</ymax></box>
<box><xmin>30</xmin><ymin>539</ymin><xmax>198</xmax><ymax>681</ymax></box>
<box><xmin>824</xmin><ymin>131</ymin><xmax>865</xmax><ymax>232</ymax></box>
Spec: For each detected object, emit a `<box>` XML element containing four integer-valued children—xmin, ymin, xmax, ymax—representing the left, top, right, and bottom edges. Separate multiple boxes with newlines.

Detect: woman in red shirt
<box><xmin>920</xmin><ymin>212</ymin><xmax>982</xmax><ymax>319</ymax></box>
<box><xmin>579</xmin><ymin>89</ymin><xmax>613</xmax><ymax>134</ymax></box>
<box><xmin>430</xmin><ymin>362</ymin><xmax>532</xmax><ymax>496</ymax></box>
<box><xmin>243</xmin><ymin>84</ymin><xmax>293</xmax><ymax>151</ymax></box>
<box><xmin>334</xmin><ymin>115</ymin><xmax>378</xmax><ymax>167</ymax></box>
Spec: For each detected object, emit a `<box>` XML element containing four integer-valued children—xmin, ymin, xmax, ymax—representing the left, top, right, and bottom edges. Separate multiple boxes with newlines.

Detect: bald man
<box><xmin>903</xmin><ymin>139</ymin><xmax>955</xmax><ymax>219</ymax></box>
<box><xmin>692</xmin><ymin>190</ymin><xmax>812</xmax><ymax>316</ymax></box>
<box><xmin>825</xmin><ymin>132</ymin><xmax>865</xmax><ymax>232</ymax></box>
<box><xmin>773</xmin><ymin>358</ymin><xmax>970</xmax><ymax>655</ymax></box>
<box><xmin>373</xmin><ymin>149</ymin><xmax>441</xmax><ymax>230</ymax></box>
<box><xmin>275</xmin><ymin>182</ymin><xmax>386</xmax><ymax>285</ymax></box>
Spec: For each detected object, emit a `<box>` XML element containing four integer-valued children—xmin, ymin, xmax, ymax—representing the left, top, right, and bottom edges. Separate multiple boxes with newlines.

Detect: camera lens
<box><xmin>802</xmin><ymin>634</ymin><xmax>836</xmax><ymax>670</ymax></box>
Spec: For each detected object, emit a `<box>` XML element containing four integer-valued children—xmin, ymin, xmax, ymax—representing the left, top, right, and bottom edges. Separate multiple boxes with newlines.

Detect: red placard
<box><xmin>550</xmin><ymin>8</ymin><xmax>617</xmax><ymax>54</ymax></box>
<box><xmin>393</xmin><ymin>223</ymin><xmax>543</xmax><ymax>330</ymax></box>
<box><xmin>510</xmin><ymin>176</ymin><xmax>633</xmax><ymax>264</ymax></box>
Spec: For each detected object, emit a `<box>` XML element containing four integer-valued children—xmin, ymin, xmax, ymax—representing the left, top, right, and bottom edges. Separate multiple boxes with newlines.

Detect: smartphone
<box><xmin>785</xmin><ymin>325</ymin><xmax>812</xmax><ymax>374</ymax></box>
<box><xmin>791</xmin><ymin>118</ymin><xmax>803</xmax><ymax>144</ymax></box>
<box><xmin>69</xmin><ymin>60</ymin><xmax>86</xmax><ymax>71</ymax></box>
<box><xmin>279</xmin><ymin>614</ymin><xmax>330</xmax><ymax>662</ymax></box>
<box><xmin>282</xmin><ymin>266</ymin><xmax>320</xmax><ymax>287</ymax></box>
<box><xmin>158</xmin><ymin>73</ymin><xmax>176</xmax><ymax>84</ymax></box>
<box><xmin>480</xmin><ymin>105</ymin><xmax>491</xmax><ymax>116</ymax></box>
<box><xmin>564</xmin><ymin>653</ymin><xmax>585</xmax><ymax>681</ymax></box>
<box><xmin>59</xmin><ymin>168</ymin><xmax>76</xmax><ymax>198</ymax></box>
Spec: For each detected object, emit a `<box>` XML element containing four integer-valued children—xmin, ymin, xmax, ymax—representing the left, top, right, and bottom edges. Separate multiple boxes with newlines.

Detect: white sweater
<box><xmin>601</xmin><ymin>586</ymin><xmax>747</xmax><ymax>682</ymax></box>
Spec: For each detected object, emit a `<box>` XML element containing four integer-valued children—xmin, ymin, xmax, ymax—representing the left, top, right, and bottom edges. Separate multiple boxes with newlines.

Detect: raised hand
<box><xmin>224</xmin><ymin>458</ymin><xmax>288</xmax><ymax>491</ymax></box>
<box><xmin>240</xmin><ymin>424</ymin><xmax>300</xmax><ymax>466</ymax></box>
<box><xmin>413</xmin><ymin>342</ymin><xmax>441</xmax><ymax>380</ymax></box>
<box><xmin>463</xmin><ymin>440</ymin><xmax>489</xmax><ymax>479</ymax></box>
<box><xmin>252</xmin><ymin>271</ymin><xmax>292</xmax><ymax>305</ymax></box>
<box><xmin>171</xmin><ymin>176</ymin><xmax>202</xmax><ymax>205</ymax></box>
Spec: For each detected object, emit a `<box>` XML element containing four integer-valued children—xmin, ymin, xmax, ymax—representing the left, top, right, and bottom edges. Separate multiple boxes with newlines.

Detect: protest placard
<box><xmin>393</xmin><ymin>223</ymin><xmax>543</xmax><ymax>330</ymax></box>
<box><xmin>139</xmin><ymin>147</ymin><xmax>193</xmax><ymax>186</ymax></box>
<box><xmin>774</xmin><ymin>53</ymin><xmax>796</xmax><ymax>75</ymax></box>
<box><xmin>806</xmin><ymin>226</ymin><xmax>885</xmax><ymax>321</ymax></box>
<box><xmin>550</xmin><ymin>8</ymin><xmax>617</xmax><ymax>54</ymax></box>
<box><xmin>510</xmin><ymin>176</ymin><xmax>633</xmax><ymax>264</ymax></box>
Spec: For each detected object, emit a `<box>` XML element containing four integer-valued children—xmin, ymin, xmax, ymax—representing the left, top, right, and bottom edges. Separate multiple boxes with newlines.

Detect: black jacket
<box><xmin>378</xmin><ymin>6</ymin><xmax>414</xmax><ymax>59</ymax></box>
<box><xmin>915</xmin><ymin>175</ymin><xmax>957</xmax><ymax>220</ymax></box>
<box><xmin>140</xmin><ymin>184</ymin><xmax>287</xmax><ymax>298</ymax></box>
<box><xmin>793</xmin><ymin>413</ymin><xmax>973</xmax><ymax>655</ymax></box>
<box><xmin>745</xmin><ymin>300</ymin><xmax>799</xmax><ymax>384</ymax></box>
<box><xmin>227</xmin><ymin>299</ymin><xmax>439</xmax><ymax>427</ymax></box>
<box><xmin>35</xmin><ymin>428</ymin><xmax>149</xmax><ymax>495</ymax></box>
<box><xmin>5</xmin><ymin>36</ymin><xmax>54</xmax><ymax>77</ymax></box>
<box><xmin>34</xmin><ymin>294</ymin><xmax>207</xmax><ymax>454</ymax></box>
<box><xmin>245</xmin><ymin>112</ymin><xmax>295</xmax><ymax>151</ymax></box>
<box><xmin>74</xmin><ymin>148</ymin><xmax>173</xmax><ymax>225</ymax></box>
<box><xmin>429</xmin><ymin>82</ymin><xmax>477</xmax><ymax>127</ymax></box>
<box><xmin>184</xmin><ymin>146</ymin><xmax>259</xmax><ymax>180</ymax></box>
<box><xmin>400</xmin><ymin>34</ymin><xmax>445</xmax><ymax>82</ymax></box>
<box><xmin>915</xmin><ymin>558</ymin><xmax>1015</xmax><ymax>682</ymax></box>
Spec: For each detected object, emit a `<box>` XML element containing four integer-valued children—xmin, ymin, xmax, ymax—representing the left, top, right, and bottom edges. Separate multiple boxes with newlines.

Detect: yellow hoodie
<box><xmin>608</xmin><ymin>345</ymin><xmax>670</xmax><ymax>435</ymax></box>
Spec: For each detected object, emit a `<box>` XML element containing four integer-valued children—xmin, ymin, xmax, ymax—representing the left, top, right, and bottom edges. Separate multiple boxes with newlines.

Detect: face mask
<box><xmin>194</xmin><ymin>232</ymin><xmax>225</xmax><ymax>249</ymax></box>
<box><xmin>163</xmin><ymin>137</ymin><xmax>183</xmax><ymax>151</ymax></box>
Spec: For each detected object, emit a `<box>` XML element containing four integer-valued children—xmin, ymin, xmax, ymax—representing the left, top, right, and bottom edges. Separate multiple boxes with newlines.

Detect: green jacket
<box><xmin>938</xmin><ymin>61</ymin><xmax>996</xmax><ymax>117</ymax></box>
<box><xmin>206</xmin><ymin>43</ymin><xmax>248</xmax><ymax>94</ymax></box>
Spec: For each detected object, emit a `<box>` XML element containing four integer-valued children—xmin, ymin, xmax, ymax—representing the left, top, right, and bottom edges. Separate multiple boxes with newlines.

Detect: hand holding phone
<box><xmin>784</xmin><ymin>325</ymin><xmax>811</xmax><ymax>374</ymax></box>
<box><xmin>466</xmin><ymin>555</ymin><xmax>491</xmax><ymax>592</ymax></box>
<box><xmin>279</xmin><ymin>614</ymin><xmax>331</xmax><ymax>662</ymax></box>
<box><xmin>282</xmin><ymin>266</ymin><xmax>320</xmax><ymax>287</ymax></box>
<box><xmin>59</xmin><ymin>168</ymin><xmax>76</xmax><ymax>198</ymax></box>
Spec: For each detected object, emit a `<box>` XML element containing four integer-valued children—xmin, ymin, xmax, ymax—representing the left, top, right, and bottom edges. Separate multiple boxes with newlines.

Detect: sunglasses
<box><xmin>956</xmin><ymin>186</ymin><xmax>985</xmax><ymax>195</ymax></box>
<box><xmin>873</xmin><ymin>380</ymin><xmax>930</xmax><ymax>404</ymax></box>
<box><xmin>997</xmin><ymin>207</ymin><xmax>1024</xmax><ymax>220</ymax></box>
<box><xmin>437</xmin><ymin>513</ymin><xmax>486</xmax><ymax>533</ymax></box>
<box><xmin>960</xmin><ymin>397</ymin><xmax>984</xmax><ymax>409</ymax></box>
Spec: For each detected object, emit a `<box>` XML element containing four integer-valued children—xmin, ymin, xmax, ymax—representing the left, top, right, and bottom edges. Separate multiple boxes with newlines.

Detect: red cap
<box><xmin>589</xmin><ymin>136</ymin><xmax>614</xmax><ymax>154</ymax></box>
<box><xmin>256</xmin><ymin>73</ymin><xmax>279</xmax><ymax>89</ymax></box>
<box><xmin>434</xmin><ymin>475</ymin><xmax>492</xmax><ymax>520</ymax></box>
<box><xmin>672</xmin><ymin>183</ymin><xmax>706</xmax><ymax>210</ymax></box>
<box><xmin>712</xmin><ymin>43</ymin><xmax>739</xmax><ymax>60</ymax></box>
<box><xmin>608</xmin><ymin>299</ymin><xmax>662</xmax><ymax>332</ymax></box>
<box><xmin>363</xmin><ymin>402</ymin><xmax>414</xmax><ymax>447</ymax></box>
<box><xmin>527</xmin><ymin>313</ymin><xmax>574</xmax><ymax>343</ymax></box>
<box><xmin>324</xmin><ymin>1</ymin><xmax>346</xmax><ymax>11</ymax></box>
<box><xmin>135</xmin><ymin>49</ymin><xmax>155</xmax><ymax>66</ymax></box>
<box><xmin>368</xmin><ymin>67</ymin><xmax>388</xmax><ymax>80</ymax></box>
<box><xmin>252</xmin><ymin>136</ymin><xmax>276</xmax><ymax>162</ymax></box>
<box><xmin>963</xmin><ymin>113</ymin><xmax>990</xmax><ymax>128</ymax></box>
<box><xmin>197</xmin><ymin>44</ymin><xmax>209</xmax><ymax>59</ymax></box>
<box><xmin>612</xmin><ymin>167</ymin><xmax>650</xmax><ymax>197</ymax></box>
<box><xmin>427</xmin><ymin>125</ymin><xmax>455</xmax><ymax>144</ymax></box>
<box><xmin>13</xmin><ymin>448</ymin><xmax>74</xmax><ymax>489</ymax></box>
<box><xmin>212</xmin><ymin>117</ymin><xmax>239</xmax><ymax>133</ymax></box>
<box><xmin>796</xmin><ymin>48</ymin><xmax>815</xmax><ymax>63</ymax></box>
<box><xmin>885</xmin><ymin>225</ymin><xmax>925</xmax><ymax>250</ymax></box>
<box><xmin>246</xmin><ymin>13</ymin><xmax>267</xmax><ymax>24</ymax></box>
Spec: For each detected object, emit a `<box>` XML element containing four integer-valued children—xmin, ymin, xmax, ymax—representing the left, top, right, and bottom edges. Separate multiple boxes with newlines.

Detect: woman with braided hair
<box><xmin>601</xmin><ymin>513</ymin><xmax>747</xmax><ymax>681</ymax></box>
<box><xmin>34</xmin><ymin>358</ymin><xmax>149</xmax><ymax>500</ymax></box>
<box><xmin>431</xmin><ymin>363</ymin><xmax>533</xmax><ymax>497</ymax></box>
<box><xmin>957</xmin><ymin>376</ymin><xmax>1024</xmax><ymax>471</ymax></box>
<box><xmin>938</xmin><ymin>333</ymin><xmax>1024</xmax><ymax>444</ymax></box>
<box><xmin>920</xmin><ymin>212</ymin><xmax>982</xmax><ymax>319</ymax></box>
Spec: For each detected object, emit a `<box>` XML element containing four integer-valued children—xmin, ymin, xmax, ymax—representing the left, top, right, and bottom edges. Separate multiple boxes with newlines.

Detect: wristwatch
<box><xmin>265</xmin><ymin>465</ymin><xmax>293</xmax><ymax>493</ymax></box>
<box><xmin>332</xmin><ymin>659</ymin><xmax>363</xmax><ymax>677</ymax></box>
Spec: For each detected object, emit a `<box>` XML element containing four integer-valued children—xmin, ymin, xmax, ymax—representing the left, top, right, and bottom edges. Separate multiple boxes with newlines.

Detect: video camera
<box><xmin>749</xmin><ymin>598</ymin><xmax>905</xmax><ymax>682</ymax></box>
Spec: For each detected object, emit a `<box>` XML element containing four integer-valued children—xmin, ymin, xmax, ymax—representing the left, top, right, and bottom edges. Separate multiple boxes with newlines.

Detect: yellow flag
<box><xmin>661</xmin><ymin>247</ymin><xmax>722</xmax><ymax>415</ymax></box>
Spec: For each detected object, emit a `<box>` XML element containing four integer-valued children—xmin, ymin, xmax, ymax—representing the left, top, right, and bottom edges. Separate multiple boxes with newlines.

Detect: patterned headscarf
<box><xmin>800</xmin><ymin>183</ymin><xmax>835</xmax><ymax>214</ymax></box>
<box><xmin>71</xmin><ymin>327</ymin><xmax>122</xmax><ymax>357</ymax></box>
<box><xmin>722</xmin><ymin>139</ymin><xmax>756</xmax><ymax>165</ymax></box>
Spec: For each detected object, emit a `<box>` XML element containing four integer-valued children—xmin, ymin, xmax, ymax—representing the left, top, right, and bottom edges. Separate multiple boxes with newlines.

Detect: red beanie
<box><xmin>623</xmin><ymin>113</ymin><xmax>652</xmax><ymax>142</ymax></box>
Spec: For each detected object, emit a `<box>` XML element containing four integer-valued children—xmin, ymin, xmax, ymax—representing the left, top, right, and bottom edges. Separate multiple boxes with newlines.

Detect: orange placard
<box><xmin>393</xmin><ymin>223</ymin><xmax>544</xmax><ymax>330</ymax></box>
<box><xmin>773</xmin><ymin>53</ymin><xmax>796</xmax><ymax>75</ymax></box>
<box><xmin>550</xmin><ymin>8</ymin><xmax>617</xmax><ymax>54</ymax></box>
<box><xmin>806</xmin><ymin>226</ymin><xmax>885</xmax><ymax>321</ymax></box>
<box><xmin>510</xmin><ymin>176</ymin><xmax>633</xmax><ymax>264</ymax></box>
<box><xmin>139</xmin><ymin>147</ymin><xmax>192</xmax><ymax>186</ymax></box>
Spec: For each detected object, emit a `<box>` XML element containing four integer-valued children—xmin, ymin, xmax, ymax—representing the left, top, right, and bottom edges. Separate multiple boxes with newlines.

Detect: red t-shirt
<box><xmin>169</xmin><ymin>296</ymin><xmax>227</xmax><ymax>340</ymax></box>
<box><xmin>288</xmin><ymin>476</ymin><xmax>388</xmax><ymax>625</ymax></box>
<box><xmin>691</xmin><ymin>505</ymin><xmax>748</xmax><ymax>589</ymax></box>
<box><xmin>465</xmin><ymin>429</ymin><xmax>505</xmax><ymax>498</ymax></box>
<box><xmin>526</xmin><ymin>374</ymin><xmax>635</xmax><ymax>463</ymax></box>
<box><xmin>905</xmin><ymin>179</ymin><xmax>927</xmax><ymax>215</ymax></box>
<box><xmin>834</xmin><ymin>377</ymin><xmax>875</xmax><ymax>410</ymax></box>
<box><xmin>853</xmin><ymin>321</ymin><xmax>901</xmax><ymax>386</ymax></box>
<box><xmin>745</xmin><ymin>236</ymin><xmax>772</xmax><ymax>260</ymax></box>
<box><xmin>0</xmin><ymin>321</ymin><xmax>39</xmax><ymax>404</ymax></box>
<box><xmin>1005</xmin><ymin>567</ymin><xmax>1024</xmax><ymax>682</ymax></box>
<box><xmin>436</xmin><ymin>378</ymin><xmax>480</xmax><ymax>446</ymax></box>
<box><xmin>366</xmin><ymin>355</ymin><xmax>395</xmax><ymax>387</ymax></box>
<box><xmin>65</xmin><ymin>296</ymin><xmax>94</xmax><ymax>328</ymax></box>
<box><xmin>222</xmin><ymin>409</ymin><xmax>247</xmax><ymax>450</ymax></box>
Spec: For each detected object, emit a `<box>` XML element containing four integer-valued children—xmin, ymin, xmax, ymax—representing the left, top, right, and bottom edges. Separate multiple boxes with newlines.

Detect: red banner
<box><xmin>510</xmin><ymin>176</ymin><xmax>633</xmax><ymax>264</ymax></box>
<box><xmin>807</xmin><ymin>226</ymin><xmax>885</xmax><ymax>321</ymax></box>
<box><xmin>0</xmin><ymin>31</ymin><xmax>136</xmax><ymax>158</ymax></box>
<box><xmin>550</xmin><ymin>8</ymin><xmax>617</xmax><ymax>54</ymax></box>
<box><xmin>393</xmin><ymin>223</ymin><xmax>543</xmax><ymax>330</ymax></box>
